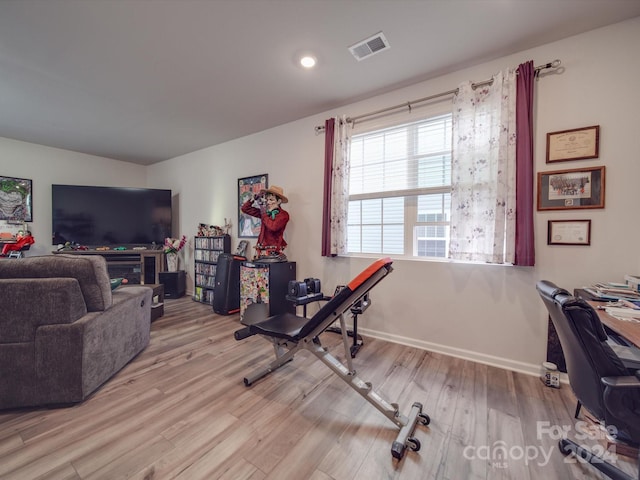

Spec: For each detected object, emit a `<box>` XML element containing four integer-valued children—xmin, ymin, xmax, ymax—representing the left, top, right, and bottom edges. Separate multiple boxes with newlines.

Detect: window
<box><xmin>347</xmin><ymin>112</ymin><xmax>452</xmax><ymax>258</ymax></box>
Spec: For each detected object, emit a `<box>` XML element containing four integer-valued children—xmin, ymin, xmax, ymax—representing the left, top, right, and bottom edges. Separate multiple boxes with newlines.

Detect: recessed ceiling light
<box><xmin>300</xmin><ymin>55</ymin><xmax>317</xmax><ymax>68</ymax></box>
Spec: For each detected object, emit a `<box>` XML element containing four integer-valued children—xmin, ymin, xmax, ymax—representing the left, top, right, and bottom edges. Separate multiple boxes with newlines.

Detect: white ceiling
<box><xmin>1</xmin><ymin>0</ymin><xmax>639</xmax><ymax>166</ymax></box>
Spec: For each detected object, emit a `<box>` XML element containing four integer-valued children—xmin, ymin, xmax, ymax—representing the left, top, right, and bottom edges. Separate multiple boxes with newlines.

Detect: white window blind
<box><xmin>347</xmin><ymin>111</ymin><xmax>452</xmax><ymax>258</ymax></box>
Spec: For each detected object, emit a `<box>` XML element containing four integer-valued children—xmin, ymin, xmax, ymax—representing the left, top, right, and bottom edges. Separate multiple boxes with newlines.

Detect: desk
<box><xmin>588</xmin><ymin>301</ymin><xmax>640</xmax><ymax>348</ymax></box>
<box><xmin>574</xmin><ymin>288</ymin><xmax>640</xmax><ymax>347</ymax></box>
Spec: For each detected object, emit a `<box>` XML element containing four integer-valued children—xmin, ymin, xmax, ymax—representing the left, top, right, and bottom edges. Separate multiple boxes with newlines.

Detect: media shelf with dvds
<box><xmin>193</xmin><ymin>234</ymin><xmax>230</xmax><ymax>305</ymax></box>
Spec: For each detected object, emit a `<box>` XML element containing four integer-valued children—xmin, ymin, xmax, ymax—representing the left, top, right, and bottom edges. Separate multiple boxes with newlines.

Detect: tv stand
<box><xmin>53</xmin><ymin>248</ymin><xmax>165</xmax><ymax>285</ymax></box>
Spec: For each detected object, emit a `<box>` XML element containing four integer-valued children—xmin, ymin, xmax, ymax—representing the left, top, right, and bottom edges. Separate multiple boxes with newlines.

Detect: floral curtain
<box><xmin>321</xmin><ymin>116</ymin><xmax>351</xmax><ymax>256</ymax></box>
<box><xmin>449</xmin><ymin>69</ymin><xmax>517</xmax><ymax>263</ymax></box>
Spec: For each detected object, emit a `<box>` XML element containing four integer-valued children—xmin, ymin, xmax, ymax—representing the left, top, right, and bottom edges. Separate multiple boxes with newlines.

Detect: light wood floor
<box><xmin>0</xmin><ymin>297</ymin><xmax>637</xmax><ymax>480</ymax></box>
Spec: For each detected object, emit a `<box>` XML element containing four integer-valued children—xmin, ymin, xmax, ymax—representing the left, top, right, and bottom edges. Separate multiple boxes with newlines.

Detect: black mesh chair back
<box><xmin>537</xmin><ymin>280</ymin><xmax>640</xmax><ymax>480</ymax></box>
<box><xmin>537</xmin><ymin>281</ymin><xmax>629</xmax><ymax>422</ymax></box>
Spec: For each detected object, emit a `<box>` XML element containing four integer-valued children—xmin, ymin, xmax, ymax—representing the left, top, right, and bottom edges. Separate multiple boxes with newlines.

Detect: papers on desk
<box><xmin>604</xmin><ymin>307</ymin><xmax>640</xmax><ymax>323</ymax></box>
<box><xmin>584</xmin><ymin>283</ymin><xmax>640</xmax><ymax>301</ymax></box>
<box><xmin>620</xmin><ymin>299</ymin><xmax>640</xmax><ymax>309</ymax></box>
<box><xmin>584</xmin><ymin>288</ymin><xmax>620</xmax><ymax>301</ymax></box>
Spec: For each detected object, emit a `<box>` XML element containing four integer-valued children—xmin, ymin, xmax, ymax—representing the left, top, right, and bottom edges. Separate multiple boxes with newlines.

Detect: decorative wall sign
<box><xmin>547</xmin><ymin>219</ymin><xmax>591</xmax><ymax>245</ymax></box>
<box><xmin>546</xmin><ymin>125</ymin><xmax>599</xmax><ymax>163</ymax></box>
<box><xmin>0</xmin><ymin>176</ymin><xmax>32</xmax><ymax>222</ymax></box>
<box><xmin>238</xmin><ymin>174</ymin><xmax>268</xmax><ymax>238</ymax></box>
<box><xmin>537</xmin><ymin>166</ymin><xmax>605</xmax><ymax>211</ymax></box>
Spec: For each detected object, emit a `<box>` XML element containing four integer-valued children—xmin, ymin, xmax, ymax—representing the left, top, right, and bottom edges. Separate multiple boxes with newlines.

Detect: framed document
<box><xmin>547</xmin><ymin>220</ymin><xmax>591</xmax><ymax>246</ymax></box>
<box><xmin>546</xmin><ymin>125</ymin><xmax>599</xmax><ymax>163</ymax></box>
<box><xmin>537</xmin><ymin>166</ymin><xmax>605</xmax><ymax>211</ymax></box>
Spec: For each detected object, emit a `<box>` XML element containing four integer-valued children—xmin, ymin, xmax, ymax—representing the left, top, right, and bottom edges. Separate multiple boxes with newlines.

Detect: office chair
<box><xmin>536</xmin><ymin>280</ymin><xmax>640</xmax><ymax>480</ymax></box>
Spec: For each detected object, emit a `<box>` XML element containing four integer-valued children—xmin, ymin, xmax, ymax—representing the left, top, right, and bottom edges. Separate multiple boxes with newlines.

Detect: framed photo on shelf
<box><xmin>546</xmin><ymin>125</ymin><xmax>599</xmax><ymax>163</ymax></box>
<box><xmin>238</xmin><ymin>174</ymin><xmax>268</xmax><ymax>238</ymax></box>
<box><xmin>0</xmin><ymin>175</ymin><xmax>32</xmax><ymax>222</ymax></box>
<box><xmin>547</xmin><ymin>219</ymin><xmax>591</xmax><ymax>246</ymax></box>
<box><xmin>537</xmin><ymin>166</ymin><xmax>605</xmax><ymax>211</ymax></box>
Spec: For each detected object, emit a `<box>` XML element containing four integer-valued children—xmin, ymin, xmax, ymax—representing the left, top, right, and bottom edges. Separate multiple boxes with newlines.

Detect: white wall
<box><xmin>0</xmin><ymin>137</ymin><xmax>148</xmax><ymax>256</ymax></box>
<box><xmin>147</xmin><ymin>17</ymin><xmax>640</xmax><ymax>375</ymax></box>
<box><xmin>2</xmin><ymin>17</ymin><xmax>638</xmax><ymax>376</ymax></box>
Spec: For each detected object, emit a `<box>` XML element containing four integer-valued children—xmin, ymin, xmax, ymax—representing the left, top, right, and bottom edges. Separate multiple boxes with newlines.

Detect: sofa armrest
<box><xmin>0</xmin><ymin>278</ymin><xmax>87</xmax><ymax>343</ymax></box>
<box><xmin>29</xmin><ymin>286</ymin><xmax>152</xmax><ymax>404</ymax></box>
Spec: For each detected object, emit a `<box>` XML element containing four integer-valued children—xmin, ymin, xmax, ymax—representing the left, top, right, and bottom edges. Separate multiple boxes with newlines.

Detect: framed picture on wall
<box><xmin>537</xmin><ymin>166</ymin><xmax>605</xmax><ymax>211</ymax></box>
<box><xmin>546</xmin><ymin>125</ymin><xmax>600</xmax><ymax>163</ymax></box>
<box><xmin>0</xmin><ymin>176</ymin><xmax>32</xmax><ymax>222</ymax></box>
<box><xmin>547</xmin><ymin>219</ymin><xmax>591</xmax><ymax>246</ymax></box>
<box><xmin>238</xmin><ymin>174</ymin><xmax>268</xmax><ymax>238</ymax></box>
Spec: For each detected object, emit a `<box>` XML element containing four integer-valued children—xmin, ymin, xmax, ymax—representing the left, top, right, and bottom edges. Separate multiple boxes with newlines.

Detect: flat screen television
<box><xmin>52</xmin><ymin>184</ymin><xmax>172</xmax><ymax>247</ymax></box>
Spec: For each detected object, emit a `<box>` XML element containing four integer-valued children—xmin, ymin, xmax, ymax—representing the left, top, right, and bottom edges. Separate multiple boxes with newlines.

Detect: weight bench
<box><xmin>234</xmin><ymin>257</ymin><xmax>430</xmax><ymax>459</ymax></box>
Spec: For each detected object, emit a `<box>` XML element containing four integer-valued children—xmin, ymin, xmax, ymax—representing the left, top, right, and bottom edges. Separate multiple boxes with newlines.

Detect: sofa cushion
<box><xmin>0</xmin><ymin>255</ymin><xmax>112</xmax><ymax>311</ymax></box>
<box><xmin>0</xmin><ymin>278</ymin><xmax>87</xmax><ymax>343</ymax></box>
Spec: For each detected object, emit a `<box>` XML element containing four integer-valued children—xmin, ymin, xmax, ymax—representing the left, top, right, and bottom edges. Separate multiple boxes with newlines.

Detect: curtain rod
<box><xmin>314</xmin><ymin>59</ymin><xmax>561</xmax><ymax>134</ymax></box>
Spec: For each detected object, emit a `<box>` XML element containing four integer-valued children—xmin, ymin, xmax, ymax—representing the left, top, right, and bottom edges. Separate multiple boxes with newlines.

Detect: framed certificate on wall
<box><xmin>547</xmin><ymin>220</ymin><xmax>591</xmax><ymax>246</ymax></box>
<box><xmin>546</xmin><ymin>125</ymin><xmax>599</xmax><ymax>163</ymax></box>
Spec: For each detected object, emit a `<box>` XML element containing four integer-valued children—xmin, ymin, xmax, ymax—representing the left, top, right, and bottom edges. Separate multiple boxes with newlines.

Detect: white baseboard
<box><xmin>358</xmin><ymin>326</ymin><xmax>544</xmax><ymax>378</ymax></box>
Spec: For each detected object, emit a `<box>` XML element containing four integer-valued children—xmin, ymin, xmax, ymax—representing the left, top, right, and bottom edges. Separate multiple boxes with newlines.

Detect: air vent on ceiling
<box><xmin>348</xmin><ymin>31</ymin><xmax>390</xmax><ymax>61</ymax></box>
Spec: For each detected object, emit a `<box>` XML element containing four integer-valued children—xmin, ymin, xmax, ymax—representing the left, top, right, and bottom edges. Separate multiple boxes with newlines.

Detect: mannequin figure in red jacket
<box><xmin>241</xmin><ymin>185</ymin><xmax>290</xmax><ymax>260</ymax></box>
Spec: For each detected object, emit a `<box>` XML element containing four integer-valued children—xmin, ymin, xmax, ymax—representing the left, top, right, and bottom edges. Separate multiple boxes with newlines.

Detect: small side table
<box><xmin>159</xmin><ymin>270</ymin><xmax>186</xmax><ymax>298</ymax></box>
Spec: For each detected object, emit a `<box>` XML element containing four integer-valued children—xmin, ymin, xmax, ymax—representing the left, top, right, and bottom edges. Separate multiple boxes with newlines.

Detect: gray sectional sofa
<box><xmin>0</xmin><ymin>254</ymin><xmax>152</xmax><ymax>410</ymax></box>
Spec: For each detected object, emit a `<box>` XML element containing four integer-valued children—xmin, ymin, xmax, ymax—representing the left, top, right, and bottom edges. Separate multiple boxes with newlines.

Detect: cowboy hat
<box><xmin>260</xmin><ymin>185</ymin><xmax>288</xmax><ymax>203</ymax></box>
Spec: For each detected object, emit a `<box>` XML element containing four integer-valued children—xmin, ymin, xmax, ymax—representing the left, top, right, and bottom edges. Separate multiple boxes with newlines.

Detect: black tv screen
<box><xmin>52</xmin><ymin>185</ymin><xmax>172</xmax><ymax>247</ymax></box>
